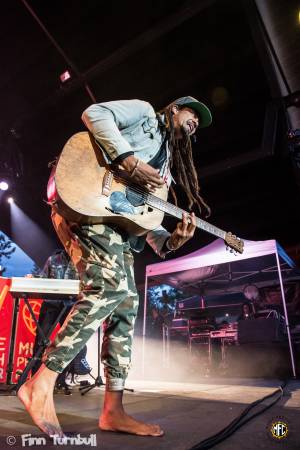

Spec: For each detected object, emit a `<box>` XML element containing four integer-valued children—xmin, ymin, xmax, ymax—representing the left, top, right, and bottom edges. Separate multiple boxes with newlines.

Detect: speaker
<box><xmin>238</xmin><ymin>318</ymin><xmax>285</xmax><ymax>344</ymax></box>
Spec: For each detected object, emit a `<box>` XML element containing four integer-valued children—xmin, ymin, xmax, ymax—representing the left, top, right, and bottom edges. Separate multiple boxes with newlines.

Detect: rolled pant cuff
<box><xmin>44</xmin><ymin>359</ymin><xmax>65</xmax><ymax>374</ymax></box>
<box><xmin>106</xmin><ymin>377</ymin><xmax>125</xmax><ymax>391</ymax></box>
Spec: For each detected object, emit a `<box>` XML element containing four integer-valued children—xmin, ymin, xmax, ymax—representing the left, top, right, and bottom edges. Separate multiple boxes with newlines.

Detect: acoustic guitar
<box><xmin>47</xmin><ymin>132</ymin><xmax>244</xmax><ymax>254</ymax></box>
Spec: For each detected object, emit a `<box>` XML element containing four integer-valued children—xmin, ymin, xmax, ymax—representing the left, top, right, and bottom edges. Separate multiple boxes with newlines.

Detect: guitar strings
<box><xmin>111</xmin><ymin>171</ymin><xmax>228</xmax><ymax>239</ymax></box>
<box><xmin>100</xmin><ymin>170</ymin><xmax>242</xmax><ymax>250</ymax></box>
<box><xmin>112</xmin><ymin>172</ymin><xmax>186</xmax><ymax>217</ymax></box>
<box><xmin>112</xmin><ymin>172</ymin><xmax>203</xmax><ymax>224</ymax></box>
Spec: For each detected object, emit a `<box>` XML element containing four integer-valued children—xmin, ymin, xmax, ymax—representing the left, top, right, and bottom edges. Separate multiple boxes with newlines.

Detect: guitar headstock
<box><xmin>224</xmin><ymin>232</ymin><xmax>244</xmax><ymax>254</ymax></box>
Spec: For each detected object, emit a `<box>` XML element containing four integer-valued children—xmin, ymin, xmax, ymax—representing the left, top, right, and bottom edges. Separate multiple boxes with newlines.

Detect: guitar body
<box><xmin>48</xmin><ymin>132</ymin><xmax>168</xmax><ymax>236</ymax></box>
<box><xmin>47</xmin><ymin>132</ymin><xmax>244</xmax><ymax>253</ymax></box>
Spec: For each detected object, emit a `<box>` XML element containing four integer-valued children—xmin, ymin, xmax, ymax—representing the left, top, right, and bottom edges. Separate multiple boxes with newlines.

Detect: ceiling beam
<box><xmin>61</xmin><ymin>0</ymin><xmax>217</xmax><ymax>96</ymax></box>
<box><xmin>12</xmin><ymin>0</ymin><xmax>217</xmax><ymax>129</ymax></box>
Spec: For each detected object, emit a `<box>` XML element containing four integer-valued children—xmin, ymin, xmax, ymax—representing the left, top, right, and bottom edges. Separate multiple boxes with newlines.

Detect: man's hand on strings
<box><xmin>121</xmin><ymin>155</ymin><xmax>164</xmax><ymax>192</ymax></box>
<box><xmin>166</xmin><ymin>212</ymin><xmax>196</xmax><ymax>251</ymax></box>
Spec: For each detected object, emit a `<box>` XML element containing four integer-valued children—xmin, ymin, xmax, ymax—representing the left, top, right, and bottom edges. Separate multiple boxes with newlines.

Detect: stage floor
<box><xmin>0</xmin><ymin>378</ymin><xmax>299</xmax><ymax>449</ymax></box>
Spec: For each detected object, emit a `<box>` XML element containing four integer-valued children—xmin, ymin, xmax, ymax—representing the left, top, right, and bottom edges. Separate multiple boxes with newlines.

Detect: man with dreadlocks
<box><xmin>18</xmin><ymin>96</ymin><xmax>212</xmax><ymax>438</ymax></box>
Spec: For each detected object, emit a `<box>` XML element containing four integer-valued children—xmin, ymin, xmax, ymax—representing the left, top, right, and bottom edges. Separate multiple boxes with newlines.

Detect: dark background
<box><xmin>0</xmin><ymin>0</ymin><xmax>299</xmax><ymax>285</ymax></box>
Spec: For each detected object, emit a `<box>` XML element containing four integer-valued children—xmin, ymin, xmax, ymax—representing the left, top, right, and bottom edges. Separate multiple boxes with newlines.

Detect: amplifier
<box><xmin>238</xmin><ymin>318</ymin><xmax>286</xmax><ymax>344</ymax></box>
<box><xmin>170</xmin><ymin>318</ymin><xmax>189</xmax><ymax>330</ymax></box>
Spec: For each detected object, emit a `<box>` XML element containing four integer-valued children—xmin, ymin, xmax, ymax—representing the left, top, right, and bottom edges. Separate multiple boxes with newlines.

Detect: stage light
<box><xmin>60</xmin><ymin>70</ymin><xmax>71</xmax><ymax>83</ymax></box>
<box><xmin>0</xmin><ymin>181</ymin><xmax>9</xmax><ymax>191</ymax></box>
<box><xmin>7</xmin><ymin>197</ymin><xmax>14</xmax><ymax>204</ymax></box>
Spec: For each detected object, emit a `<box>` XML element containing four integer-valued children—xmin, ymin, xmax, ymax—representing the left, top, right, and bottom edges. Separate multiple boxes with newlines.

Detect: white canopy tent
<box><xmin>143</xmin><ymin>239</ymin><xmax>298</xmax><ymax>377</ymax></box>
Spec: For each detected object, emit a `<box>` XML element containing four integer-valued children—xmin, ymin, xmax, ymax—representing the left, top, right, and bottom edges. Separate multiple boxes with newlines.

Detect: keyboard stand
<box><xmin>7</xmin><ymin>295</ymin><xmax>72</xmax><ymax>392</ymax></box>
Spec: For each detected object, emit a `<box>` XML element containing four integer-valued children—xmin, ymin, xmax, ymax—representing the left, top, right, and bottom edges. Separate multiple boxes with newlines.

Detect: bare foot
<box><xmin>99</xmin><ymin>410</ymin><xmax>164</xmax><ymax>436</ymax></box>
<box><xmin>18</xmin><ymin>370</ymin><xmax>63</xmax><ymax>438</ymax></box>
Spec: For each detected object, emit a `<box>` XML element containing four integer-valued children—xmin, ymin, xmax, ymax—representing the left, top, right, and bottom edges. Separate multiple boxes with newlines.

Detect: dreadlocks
<box><xmin>163</xmin><ymin>104</ymin><xmax>211</xmax><ymax>218</ymax></box>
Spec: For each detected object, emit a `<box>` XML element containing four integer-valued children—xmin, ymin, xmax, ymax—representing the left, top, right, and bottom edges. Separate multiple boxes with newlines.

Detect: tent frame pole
<box><xmin>275</xmin><ymin>250</ymin><xmax>296</xmax><ymax>378</ymax></box>
<box><xmin>142</xmin><ymin>273</ymin><xmax>148</xmax><ymax>377</ymax></box>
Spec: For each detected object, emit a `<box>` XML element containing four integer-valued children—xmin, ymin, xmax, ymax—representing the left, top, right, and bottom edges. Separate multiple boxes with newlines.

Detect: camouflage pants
<box><xmin>44</xmin><ymin>210</ymin><xmax>139</xmax><ymax>391</ymax></box>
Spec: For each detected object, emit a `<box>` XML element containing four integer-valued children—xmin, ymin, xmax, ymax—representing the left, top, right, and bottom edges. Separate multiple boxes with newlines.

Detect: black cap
<box><xmin>173</xmin><ymin>96</ymin><xmax>212</xmax><ymax>128</ymax></box>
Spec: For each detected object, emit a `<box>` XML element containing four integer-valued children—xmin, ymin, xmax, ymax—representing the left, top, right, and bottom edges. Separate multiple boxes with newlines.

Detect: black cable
<box><xmin>188</xmin><ymin>380</ymin><xmax>287</xmax><ymax>450</ymax></box>
<box><xmin>193</xmin><ymin>386</ymin><xmax>284</xmax><ymax>449</ymax></box>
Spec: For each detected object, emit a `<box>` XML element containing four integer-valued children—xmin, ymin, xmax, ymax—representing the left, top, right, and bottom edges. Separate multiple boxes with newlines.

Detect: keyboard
<box><xmin>9</xmin><ymin>277</ymin><xmax>80</xmax><ymax>299</ymax></box>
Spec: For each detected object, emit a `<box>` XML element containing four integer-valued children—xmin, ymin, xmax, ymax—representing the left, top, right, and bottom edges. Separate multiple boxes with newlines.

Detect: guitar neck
<box><xmin>146</xmin><ymin>194</ymin><xmax>226</xmax><ymax>240</ymax></box>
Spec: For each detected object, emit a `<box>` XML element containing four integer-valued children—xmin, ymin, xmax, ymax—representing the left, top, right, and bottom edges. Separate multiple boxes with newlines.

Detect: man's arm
<box><xmin>82</xmin><ymin>99</ymin><xmax>164</xmax><ymax>191</ymax></box>
<box><xmin>147</xmin><ymin>213</ymin><xmax>196</xmax><ymax>258</ymax></box>
<box><xmin>82</xmin><ymin>99</ymin><xmax>154</xmax><ymax>161</ymax></box>
<box><xmin>146</xmin><ymin>226</ymin><xmax>171</xmax><ymax>258</ymax></box>
<box><xmin>165</xmin><ymin>212</ymin><xmax>197</xmax><ymax>251</ymax></box>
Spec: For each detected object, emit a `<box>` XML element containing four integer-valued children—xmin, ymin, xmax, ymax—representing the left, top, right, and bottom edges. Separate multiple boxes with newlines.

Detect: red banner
<box><xmin>0</xmin><ymin>277</ymin><xmax>43</xmax><ymax>384</ymax></box>
<box><xmin>0</xmin><ymin>278</ymin><xmax>13</xmax><ymax>383</ymax></box>
<box><xmin>11</xmin><ymin>298</ymin><xmax>43</xmax><ymax>384</ymax></box>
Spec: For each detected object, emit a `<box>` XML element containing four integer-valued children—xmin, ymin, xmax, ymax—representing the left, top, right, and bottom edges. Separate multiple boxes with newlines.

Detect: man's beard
<box><xmin>179</xmin><ymin>125</ymin><xmax>193</xmax><ymax>144</ymax></box>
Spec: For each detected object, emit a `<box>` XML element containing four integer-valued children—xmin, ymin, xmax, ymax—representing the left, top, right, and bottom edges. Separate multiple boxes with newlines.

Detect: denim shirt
<box><xmin>81</xmin><ymin>99</ymin><xmax>171</xmax><ymax>256</ymax></box>
<box><xmin>40</xmin><ymin>250</ymin><xmax>79</xmax><ymax>304</ymax></box>
<box><xmin>41</xmin><ymin>250</ymin><xmax>79</xmax><ymax>280</ymax></box>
